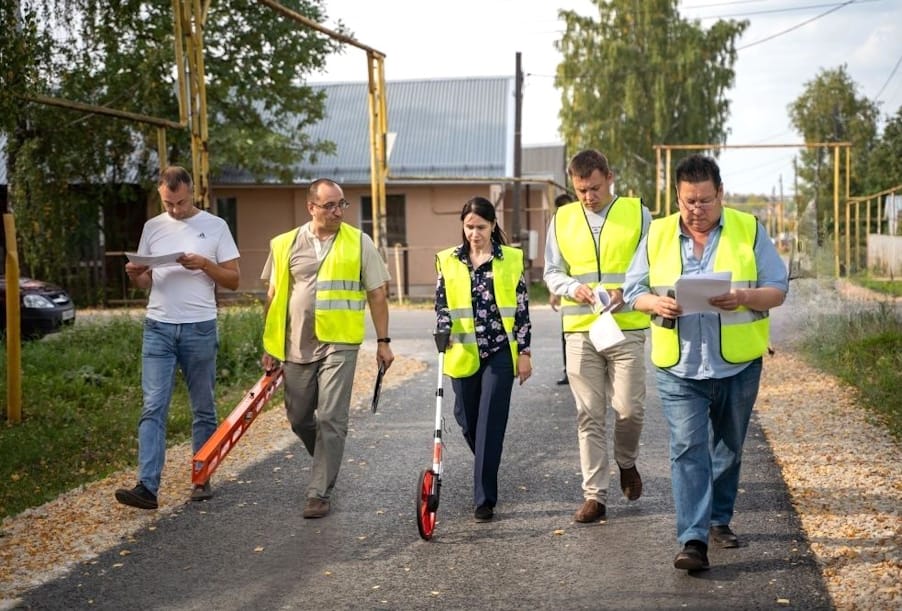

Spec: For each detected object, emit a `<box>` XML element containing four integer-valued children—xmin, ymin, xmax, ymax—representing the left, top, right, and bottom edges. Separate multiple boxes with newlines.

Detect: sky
<box><xmin>306</xmin><ymin>0</ymin><xmax>902</xmax><ymax>196</ymax></box>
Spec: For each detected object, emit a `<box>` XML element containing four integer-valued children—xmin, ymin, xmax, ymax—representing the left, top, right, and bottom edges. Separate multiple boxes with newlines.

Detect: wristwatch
<box><xmin>377</xmin><ymin>337</ymin><xmax>391</xmax><ymax>343</ymax></box>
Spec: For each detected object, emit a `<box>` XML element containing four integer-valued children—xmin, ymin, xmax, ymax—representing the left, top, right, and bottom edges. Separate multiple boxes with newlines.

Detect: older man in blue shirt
<box><xmin>623</xmin><ymin>154</ymin><xmax>788</xmax><ymax>572</ymax></box>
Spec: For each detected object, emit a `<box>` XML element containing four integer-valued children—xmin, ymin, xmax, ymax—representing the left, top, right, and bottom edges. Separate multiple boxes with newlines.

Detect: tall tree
<box><xmin>555</xmin><ymin>0</ymin><xmax>747</xmax><ymax>200</ymax></box>
<box><xmin>0</xmin><ymin>0</ymin><xmax>346</xmax><ymax>291</ymax></box>
<box><xmin>788</xmin><ymin>66</ymin><xmax>879</xmax><ymax>242</ymax></box>
<box><xmin>865</xmin><ymin>104</ymin><xmax>902</xmax><ymax>194</ymax></box>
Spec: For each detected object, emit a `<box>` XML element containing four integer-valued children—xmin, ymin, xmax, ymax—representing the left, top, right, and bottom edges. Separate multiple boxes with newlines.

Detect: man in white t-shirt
<box><xmin>115</xmin><ymin>166</ymin><xmax>240</xmax><ymax>510</ymax></box>
<box><xmin>260</xmin><ymin>178</ymin><xmax>394</xmax><ymax>519</ymax></box>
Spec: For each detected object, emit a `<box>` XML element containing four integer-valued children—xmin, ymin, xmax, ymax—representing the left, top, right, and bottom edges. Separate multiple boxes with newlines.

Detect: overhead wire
<box><xmin>735</xmin><ymin>0</ymin><xmax>860</xmax><ymax>50</ymax></box>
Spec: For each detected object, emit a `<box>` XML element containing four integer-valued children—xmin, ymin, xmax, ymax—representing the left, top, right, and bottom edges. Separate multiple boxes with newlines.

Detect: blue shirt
<box><xmin>623</xmin><ymin>212</ymin><xmax>789</xmax><ymax>379</ymax></box>
<box><xmin>435</xmin><ymin>241</ymin><xmax>531</xmax><ymax>358</ymax></box>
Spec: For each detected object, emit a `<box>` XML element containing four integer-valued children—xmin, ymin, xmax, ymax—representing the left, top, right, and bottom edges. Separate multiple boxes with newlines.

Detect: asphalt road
<box><xmin>20</xmin><ymin>307</ymin><xmax>830</xmax><ymax>610</ymax></box>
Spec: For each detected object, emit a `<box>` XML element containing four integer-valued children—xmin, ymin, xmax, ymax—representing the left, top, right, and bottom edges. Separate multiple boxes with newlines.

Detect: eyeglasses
<box><xmin>678</xmin><ymin>196</ymin><xmax>719</xmax><ymax>211</ymax></box>
<box><xmin>311</xmin><ymin>199</ymin><xmax>351</xmax><ymax>212</ymax></box>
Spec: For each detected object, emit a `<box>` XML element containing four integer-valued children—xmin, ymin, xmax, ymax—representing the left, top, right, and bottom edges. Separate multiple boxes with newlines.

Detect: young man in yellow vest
<box><xmin>543</xmin><ymin>149</ymin><xmax>651</xmax><ymax>524</ymax></box>
<box><xmin>260</xmin><ymin>178</ymin><xmax>394</xmax><ymax>519</ymax></box>
<box><xmin>623</xmin><ymin>154</ymin><xmax>788</xmax><ymax>571</ymax></box>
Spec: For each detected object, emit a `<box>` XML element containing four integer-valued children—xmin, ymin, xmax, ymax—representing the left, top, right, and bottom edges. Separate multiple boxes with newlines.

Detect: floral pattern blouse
<box><xmin>435</xmin><ymin>241</ymin><xmax>531</xmax><ymax>359</ymax></box>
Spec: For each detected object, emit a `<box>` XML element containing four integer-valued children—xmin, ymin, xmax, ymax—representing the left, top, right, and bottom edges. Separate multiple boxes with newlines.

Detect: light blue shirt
<box><xmin>622</xmin><ymin>211</ymin><xmax>789</xmax><ymax>380</ymax></box>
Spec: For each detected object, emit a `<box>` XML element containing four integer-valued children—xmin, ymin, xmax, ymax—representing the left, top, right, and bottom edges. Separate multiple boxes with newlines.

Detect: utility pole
<box><xmin>512</xmin><ymin>52</ymin><xmax>523</xmax><ymax>245</ymax></box>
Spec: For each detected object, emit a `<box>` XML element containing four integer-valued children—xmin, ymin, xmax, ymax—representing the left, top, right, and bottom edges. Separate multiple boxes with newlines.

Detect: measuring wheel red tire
<box><xmin>416</xmin><ymin>468</ymin><xmax>439</xmax><ymax>540</ymax></box>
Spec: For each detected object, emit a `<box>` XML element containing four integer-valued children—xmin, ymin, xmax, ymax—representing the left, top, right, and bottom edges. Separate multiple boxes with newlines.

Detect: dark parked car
<box><xmin>0</xmin><ymin>276</ymin><xmax>76</xmax><ymax>339</ymax></box>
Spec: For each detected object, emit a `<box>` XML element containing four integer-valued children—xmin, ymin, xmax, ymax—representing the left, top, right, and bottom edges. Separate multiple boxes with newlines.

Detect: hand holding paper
<box><xmin>674</xmin><ymin>272</ymin><xmax>732</xmax><ymax>315</ymax></box>
<box><xmin>125</xmin><ymin>251</ymin><xmax>186</xmax><ymax>268</ymax></box>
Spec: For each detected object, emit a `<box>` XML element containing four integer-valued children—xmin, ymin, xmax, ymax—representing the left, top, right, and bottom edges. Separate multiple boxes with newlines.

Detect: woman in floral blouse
<box><xmin>434</xmin><ymin>196</ymin><xmax>532</xmax><ymax>523</ymax></box>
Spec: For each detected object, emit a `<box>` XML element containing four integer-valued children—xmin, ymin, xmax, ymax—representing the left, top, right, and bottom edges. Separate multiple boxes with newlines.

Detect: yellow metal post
<box><xmin>834</xmin><ymin>145</ymin><xmax>840</xmax><ymax>277</ymax></box>
<box><xmin>367</xmin><ymin>51</ymin><xmax>389</xmax><ymax>252</ymax></box>
<box><xmin>176</xmin><ymin>0</ymin><xmax>211</xmax><ymax>209</ymax></box>
<box><xmin>665</xmin><ymin>148</ymin><xmax>672</xmax><ymax>216</ymax></box>
<box><xmin>854</xmin><ymin>200</ymin><xmax>860</xmax><ymax>271</ymax></box>
<box><xmin>4</xmin><ymin>214</ymin><xmax>21</xmax><ymax>423</ymax></box>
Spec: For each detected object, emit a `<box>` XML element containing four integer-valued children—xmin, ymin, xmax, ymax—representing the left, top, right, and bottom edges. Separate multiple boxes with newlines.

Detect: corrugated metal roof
<box><xmin>219</xmin><ymin>76</ymin><xmax>515</xmax><ymax>184</ymax></box>
<box><xmin>1</xmin><ymin>77</ymin><xmax>516</xmax><ymax>187</ymax></box>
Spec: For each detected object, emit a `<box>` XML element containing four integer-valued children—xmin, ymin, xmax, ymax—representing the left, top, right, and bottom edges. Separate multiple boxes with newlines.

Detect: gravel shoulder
<box><xmin>1</xmin><ymin>284</ymin><xmax>900</xmax><ymax>609</ymax></box>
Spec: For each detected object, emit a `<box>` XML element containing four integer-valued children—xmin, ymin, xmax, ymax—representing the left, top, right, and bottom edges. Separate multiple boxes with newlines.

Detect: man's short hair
<box><xmin>158</xmin><ymin>166</ymin><xmax>193</xmax><ymax>191</ymax></box>
<box><xmin>567</xmin><ymin>150</ymin><xmax>611</xmax><ymax>180</ymax></box>
<box><xmin>554</xmin><ymin>193</ymin><xmax>574</xmax><ymax>208</ymax></box>
<box><xmin>308</xmin><ymin>178</ymin><xmax>341</xmax><ymax>202</ymax></box>
<box><xmin>674</xmin><ymin>154</ymin><xmax>722</xmax><ymax>189</ymax></box>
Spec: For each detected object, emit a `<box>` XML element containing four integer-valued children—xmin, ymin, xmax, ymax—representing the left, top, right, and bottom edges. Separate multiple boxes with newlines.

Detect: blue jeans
<box><xmin>451</xmin><ymin>348</ymin><xmax>515</xmax><ymax>509</ymax></box>
<box><xmin>138</xmin><ymin>318</ymin><xmax>219</xmax><ymax>495</ymax></box>
<box><xmin>656</xmin><ymin>359</ymin><xmax>762</xmax><ymax>545</ymax></box>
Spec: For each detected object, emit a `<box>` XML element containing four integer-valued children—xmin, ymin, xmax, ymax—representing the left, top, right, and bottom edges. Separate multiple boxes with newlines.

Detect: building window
<box><xmin>360</xmin><ymin>194</ymin><xmax>406</xmax><ymax>245</ymax></box>
<box><xmin>216</xmin><ymin>196</ymin><xmax>238</xmax><ymax>244</ymax></box>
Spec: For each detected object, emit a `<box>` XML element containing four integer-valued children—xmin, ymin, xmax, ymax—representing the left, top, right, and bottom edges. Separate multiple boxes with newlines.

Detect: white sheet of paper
<box><xmin>125</xmin><ymin>251</ymin><xmax>186</xmax><ymax>268</ymax></box>
<box><xmin>674</xmin><ymin>272</ymin><xmax>732</xmax><ymax>315</ymax></box>
<box><xmin>588</xmin><ymin>311</ymin><xmax>626</xmax><ymax>352</ymax></box>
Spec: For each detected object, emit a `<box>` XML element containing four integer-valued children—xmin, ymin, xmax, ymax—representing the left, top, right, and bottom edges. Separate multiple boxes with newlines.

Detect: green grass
<box><xmin>800</xmin><ymin>302</ymin><xmax>902</xmax><ymax>441</ymax></box>
<box><xmin>0</xmin><ymin>306</ymin><xmax>267</xmax><ymax>520</ymax></box>
<box><xmin>855</xmin><ymin>277</ymin><xmax>902</xmax><ymax>297</ymax></box>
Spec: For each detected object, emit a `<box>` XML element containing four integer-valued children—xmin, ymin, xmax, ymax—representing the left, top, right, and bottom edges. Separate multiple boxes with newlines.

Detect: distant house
<box><xmin>213</xmin><ymin>76</ymin><xmax>567</xmax><ymax>298</ymax></box>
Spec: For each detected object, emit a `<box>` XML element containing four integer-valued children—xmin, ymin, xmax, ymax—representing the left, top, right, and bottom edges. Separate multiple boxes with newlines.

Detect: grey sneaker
<box><xmin>115</xmin><ymin>483</ymin><xmax>158</xmax><ymax>510</ymax></box>
<box><xmin>190</xmin><ymin>481</ymin><xmax>213</xmax><ymax>502</ymax></box>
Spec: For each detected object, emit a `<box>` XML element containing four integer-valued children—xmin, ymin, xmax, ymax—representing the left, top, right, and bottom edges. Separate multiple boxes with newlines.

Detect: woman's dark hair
<box><xmin>459</xmin><ymin>196</ymin><xmax>507</xmax><ymax>247</ymax></box>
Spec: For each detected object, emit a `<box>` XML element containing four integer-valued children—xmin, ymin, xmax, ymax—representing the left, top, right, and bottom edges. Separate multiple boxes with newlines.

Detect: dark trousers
<box><xmin>451</xmin><ymin>348</ymin><xmax>515</xmax><ymax>509</ymax></box>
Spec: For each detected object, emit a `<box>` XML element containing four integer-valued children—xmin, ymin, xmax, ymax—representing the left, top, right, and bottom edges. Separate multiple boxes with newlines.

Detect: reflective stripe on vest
<box><xmin>647</xmin><ymin>209</ymin><xmax>769</xmax><ymax>368</ymax></box>
<box><xmin>314</xmin><ymin>224</ymin><xmax>366</xmax><ymax>344</ymax></box>
<box><xmin>262</xmin><ymin>225</ymin><xmax>365</xmax><ymax>361</ymax></box>
<box><xmin>436</xmin><ymin>245</ymin><xmax>522</xmax><ymax>378</ymax></box>
<box><xmin>556</xmin><ymin>198</ymin><xmax>649</xmax><ymax>331</ymax></box>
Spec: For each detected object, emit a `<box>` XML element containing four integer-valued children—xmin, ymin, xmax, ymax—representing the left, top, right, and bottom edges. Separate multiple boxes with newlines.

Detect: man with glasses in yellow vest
<box><xmin>623</xmin><ymin>154</ymin><xmax>788</xmax><ymax>571</ymax></box>
<box><xmin>260</xmin><ymin>178</ymin><xmax>394</xmax><ymax>519</ymax></box>
<box><xmin>544</xmin><ymin>149</ymin><xmax>652</xmax><ymax>524</ymax></box>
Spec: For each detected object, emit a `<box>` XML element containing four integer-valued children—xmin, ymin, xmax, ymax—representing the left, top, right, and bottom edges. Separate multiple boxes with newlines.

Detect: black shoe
<box><xmin>115</xmin><ymin>483</ymin><xmax>158</xmax><ymax>510</ymax></box>
<box><xmin>674</xmin><ymin>540</ymin><xmax>709</xmax><ymax>571</ymax></box>
<box><xmin>556</xmin><ymin>375</ymin><xmax>569</xmax><ymax>386</ymax></box>
<box><xmin>474</xmin><ymin>505</ymin><xmax>494</xmax><ymax>522</ymax></box>
<box><xmin>709</xmin><ymin>524</ymin><xmax>740</xmax><ymax>548</ymax></box>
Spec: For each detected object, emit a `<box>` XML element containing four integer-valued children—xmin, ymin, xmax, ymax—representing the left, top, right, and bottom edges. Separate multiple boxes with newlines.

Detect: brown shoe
<box><xmin>619</xmin><ymin>465</ymin><xmax>642</xmax><ymax>501</ymax></box>
<box><xmin>573</xmin><ymin>499</ymin><xmax>606</xmax><ymax>523</ymax></box>
<box><xmin>303</xmin><ymin>497</ymin><xmax>331</xmax><ymax>519</ymax></box>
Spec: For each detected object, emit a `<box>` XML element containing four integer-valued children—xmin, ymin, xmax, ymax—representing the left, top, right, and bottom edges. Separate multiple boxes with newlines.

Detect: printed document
<box><xmin>125</xmin><ymin>252</ymin><xmax>185</xmax><ymax>268</ymax></box>
<box><xmin>675</xmin><ymin>272</ymin><xmax>732</xmax><ymax>315</ymax></box>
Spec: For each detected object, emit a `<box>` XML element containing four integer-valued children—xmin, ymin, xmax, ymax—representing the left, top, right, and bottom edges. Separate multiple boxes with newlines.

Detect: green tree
<box><xmin>0</xmin><ymin>0</ymin><xmax>345</xmax><ymax>294</ymax></box>
<box><xmin>787</xmin><ymin>65</ymin><xmax>879</xmax><ymax>241</ymax></box>
<box><xmin>866</xmin><ymin>105</ymin><xmax>902</xmax><ymax>193</ymax></box>
<box><xmin>555</xmin><ymin>0</ymin><xmax>747</xmax><ymax>201</ymax></box>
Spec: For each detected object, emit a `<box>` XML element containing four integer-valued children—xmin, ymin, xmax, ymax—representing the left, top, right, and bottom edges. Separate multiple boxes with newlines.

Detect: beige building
<box><xmin>211</xmin><ymin>77</ymin><xmax>569</xmax><ymax>299</ymax></box>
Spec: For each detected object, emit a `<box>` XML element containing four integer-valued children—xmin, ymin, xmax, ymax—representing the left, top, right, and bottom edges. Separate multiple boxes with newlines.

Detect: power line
<box><xmin>873</xmin><ymin>51</ymin><xmax>902</xmax><ymax>103</ymax></box>
<box><xmin>736</xmin><ymin>0</ymin><xmax>859</xmax><ymax>50</ymax></box>
<box><xmin>686</xmin><ymin>0</ymin><xmax>878</xmax><ymax>20</ymax></box>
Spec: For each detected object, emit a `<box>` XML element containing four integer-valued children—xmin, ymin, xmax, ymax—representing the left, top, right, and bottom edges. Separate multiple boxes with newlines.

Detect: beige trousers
<box><xmin>566</xmin><ymin>330</ymin><xmax>646</xmax><ymax>503</ymax></box>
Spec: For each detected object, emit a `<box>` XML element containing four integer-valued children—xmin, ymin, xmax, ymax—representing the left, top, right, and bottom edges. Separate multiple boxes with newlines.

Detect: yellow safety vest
<box><xmin>556</xmin><ymin>198</ymin><xmax>650</xmax><ymax>332</ymax></box>
<box><xmin>647</xmin><ymin>209</ymin><xmax>770</xmax><ymax>368</ymax></box>
<box><xmin>436</xmin><ymin>245</ymin><xmax>522</xmax><ymax>378</ymax></box>
<box><xmin>263</xmin><ymin>224</ymin><xmax>366</xmax><ymax>361</ymax></box>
